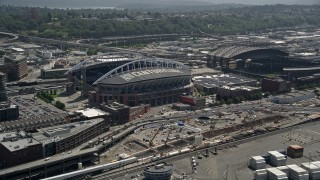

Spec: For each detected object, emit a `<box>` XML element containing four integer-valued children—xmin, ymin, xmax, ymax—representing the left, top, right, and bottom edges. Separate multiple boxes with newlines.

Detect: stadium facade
<box><xmin>91</xmin><ymin>58</ymin><xmax>192</xmax><ymax>106</ymax></box>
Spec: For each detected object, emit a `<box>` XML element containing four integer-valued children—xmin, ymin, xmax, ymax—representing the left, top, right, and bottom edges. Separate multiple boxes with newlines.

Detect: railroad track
<box><xmin>92</xmin><ymin>120</ymin><xmax>320</xmax><ymax>179</ymax></box>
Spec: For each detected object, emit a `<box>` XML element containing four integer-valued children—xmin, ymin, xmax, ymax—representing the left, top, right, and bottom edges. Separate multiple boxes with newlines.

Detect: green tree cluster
<box><xmin>55</xmin><ymin>100</ymin><xmax>66</xmax><ymax>110</ymax></box>
<box><xmin>36</xmin><ymin>91</ymin><xmax>54</xmax><ymax>103</ymax></box>
<box><xmin>215</xmin><ymin>93</ymin><xmax>263</xmax><ymax>106</ymax></box>
<box><xmin>1</xmin><ymin>5</ymin><xmax>320</xmax><ymax>39</ymax></box>
<box><xmin>0</xmin><ymin>49</ymin><xmax>5</xmax><ymax>57</ymax></box>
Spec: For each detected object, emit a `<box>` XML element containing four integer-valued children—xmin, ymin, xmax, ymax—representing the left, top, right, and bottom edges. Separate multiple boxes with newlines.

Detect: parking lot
<box><xmin>0</xmin><ymin>95</ymin><xmax>67</xmax><ymax>132</ymax></box>
<box><xmin>10</xmin><ymin>95</ymin><xmax>64</xmax><ymax>120</ymax></box>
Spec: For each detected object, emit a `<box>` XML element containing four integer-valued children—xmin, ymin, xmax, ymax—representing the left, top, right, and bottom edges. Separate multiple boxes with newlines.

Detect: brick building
<box><xmin>33</xmin><ymin>118</ymin><xmax>107</xmax><ymax>157</ymax></box>
<box><xmin>0</xmin><ymin>132</ymin><xmax>43</xmax><ymax>168</ymax></box>
<box><xmin>261</xmin><ymin>78</ymin><xmax>291</xmax><ymax>94</ymax></box>
<box><xmin>1</xmin><ymin>55</ymin><xmax>28</xmax><ymax>81</ymax></box>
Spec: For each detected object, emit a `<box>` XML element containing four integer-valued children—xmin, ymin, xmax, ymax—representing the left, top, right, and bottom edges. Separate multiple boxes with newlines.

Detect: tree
<box><xmin>226</xmin><ymin>97</ymin><xmax>233</xmax><ymax>104</ymax></box>
<box><xmin>263</xmin><ymin>92</ymin><xmax>270</xmax><ymax>98</ymax></box>
<box><xmin>220</xmin><ymin>99</ymin><xmax>225</xmax><ymax>105</ymax></box>
<box><xmin>87</xmin><ymin>48</ymin><xmax>97</xmax><ymax>56</ymax></box>
<box><xmin>55</xmin><ymin>100</ymin><xmax>66</xmax><ymax>110</ymax></box>
<box><xmin>234</xmin><ymin>97</ymin><xmax>241</xmax><ymax>104</ymax></box>
<box><xmin>0</xmin><ymin>49</ymin><xmax>5</xmax><ymax>57</ymax></box>
<box><xmin>47</xmin><ymin>12</ymin><xmax>52</xmax><ymax>22</ymax></box>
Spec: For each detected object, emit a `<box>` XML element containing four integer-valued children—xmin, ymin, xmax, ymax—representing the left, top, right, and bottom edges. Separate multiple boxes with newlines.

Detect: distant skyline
<box><xmin>0</xmin><ymin>0</ymin><xmax>318</xmax><ymax>9</ymax></box>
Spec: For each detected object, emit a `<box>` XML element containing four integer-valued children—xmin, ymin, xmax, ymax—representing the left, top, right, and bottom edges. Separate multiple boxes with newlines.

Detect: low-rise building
<box><xmin>53</xmin><ymin>59</ymin><xmax>70</xmax><ymax>69</ymax></box>
<box><xmin>76</xmin><ymin>108</ymin><xmax>109</xmax><ymax>120</ymax></box>
<box><xmin>216</xmin><ymin>86</ymin><xmax>261</xmax><ymax>99</ymax></box>
<box><xmin>40</xmin><ymin>68</ymin><xmax>70</xmax><ymax>79</ymax></box>
<box><xmin>194</xmin><ymin>74</ymin><xmax>257</xmax><ymax>95</ymax></box>
<box><xmin>100</xmin><ymin>102</ymin><xmax>130</xmax><ymax>125</ymax></box>
<box><xmin>0</xmin><ymin>102</ymin><xmax>19</xmax><ymax>122</ymax></box>
<box><xmin>33</xmin><ymin>118</ymin><xmax>107</xmax><ymax>157</ymax></box>
<box><xmin>143</xmin><ymin>163</ymin><xmax>174</xmax><ymax>180</ymax></box>
<box><xmin>296</xmin><ymin>74</ymin><xmax>320</xmax><ymax>86</ymax></box>
<box><xmin>1</xmin><ymin>55</ymin><xmax>28</xmax><ymax>81</ymax></box>
<box><xmin>0</xmin><ymin>131</ymin><xmax>43</xmax><ymax>168</ymax></box>
<box><xmin>271</xmin><ymin>92</ymin><xmax>315</xmax><ymax>104</ymax></box>
<box><xmin>261</xmin><ymin>78</ymin><xmax>291</xmax><ymax>94</ymax></box>
<box><xmin>179</xmin><ymin>96</ymin><xmax>206</xmax><ymax>108</ymax></box>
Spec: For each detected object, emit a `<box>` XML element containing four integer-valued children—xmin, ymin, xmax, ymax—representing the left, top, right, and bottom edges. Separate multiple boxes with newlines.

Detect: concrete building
<box><xmin>296</xmin><ymin>74</ymin><xmax>320</xmax><ymax>86</ymax></box>
<box><xmin>99</xmin><ymin>102</ymin><xmax>130</xmax><ymax>125</ymax></box>
<box><xmin>261</xmin><ymin>78</ymin><xmax>291</xmax><ymax>94</ymax></box>
<box><xmin>143</xmin><ymin>163</ymin><xmax>174</xmax><ymax>180</ymax></box>
<box><xmin>129</xmin><ymin>104</ymin><xmax>151</xmax><ymax>121</ymax></box>
<box><xmin>271</xmin><ymin>92</ymin><xmax>315</xmax><ymax>104</ymax></box>
<box><xmin>33</xmin><ymin>118</ymin><xmax>107</xmax><ymax>157</ymax></box>
<box><xmin>36</xmin><ymin>50</ymin><xmax>52</xmax><ymax>59</ymax></box>
<box><xmin>0</xmin><ymin>72</ymin><xmax>7</xmax><ymax>102</ymax></box>
<box><xmin>40</xmin><ymin>68</ymin><xmax>70</xmax><ymax>79</ymax></box>
<box><xmin>0</xmin><ymin>131</ymin><xmax>43</xmax><ymax>168</ymax></box>
<box><xmin>0</xmin><ymin>102</ymin><xmax>19</xmax><ymax>122</ymax></box>
<box><xmin>76</xmin><ymin>108</ymin><xmax>109</xmax><ymax>120</ymax></box>
<box><xmin>1</xmin><ymin>55</ymin><xmax>28</xmax><ymax>81</ymax></box>
<box><xmin>53</xmin><ymin>59</ymin><xmax>70</xmax><ymax>69</ymax></box>
<box><xmin>194</xmin><ymin>74</ymin><xmax>257</xmax><ymax>95</ymax></box>
<box><xmin>216</xmin><ymin>86</ymin><xmax>261</xmax><ymax>99</ymax></box>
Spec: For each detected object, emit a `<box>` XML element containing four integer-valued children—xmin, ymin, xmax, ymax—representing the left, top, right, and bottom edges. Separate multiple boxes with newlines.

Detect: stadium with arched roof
<box><xmin>65</xmin><ymin>52</ymin><xmax>143</xmax><ymax>93</ymax></box>
<box><xmin>91</xmin><ymin>58</ymin><xmax>192</xmax><ymax>106</ymax></box>
<box><xmin>207</xmin><ymin>46</ymin><xmax>290</xmax><ymax>73</ymax></box>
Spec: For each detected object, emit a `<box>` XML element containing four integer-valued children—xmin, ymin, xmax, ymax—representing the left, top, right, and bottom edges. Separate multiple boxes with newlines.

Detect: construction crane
<box><xmin>149</xmin><ymin>123</ymin><xmax>164</xmax><ymax>147</ymax></box>
<box><xmin>164</xmin><ymin>128</ymin><xmax>173</xmax><ymax>147</ymax></box>
<box><xmin>160</xmin><ymin>127</ymin><xmax>173</xmax><ymax>157</ymax></box>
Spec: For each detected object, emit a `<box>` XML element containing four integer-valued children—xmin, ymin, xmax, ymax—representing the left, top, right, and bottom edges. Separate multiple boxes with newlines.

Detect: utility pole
<box><xmin>309</xmin><ymin>151</ymin><xmax>311</xmax><ymax>166</ymax></box>
<box><xmin>226</xmin><ymin>163</ymin><xmax>229</xmax><ymax>180</ymax></box>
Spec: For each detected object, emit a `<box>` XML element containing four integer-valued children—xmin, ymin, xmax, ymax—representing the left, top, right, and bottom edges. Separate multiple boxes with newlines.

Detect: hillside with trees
<box><xmin>0</xmin><ymin>5</ymin><xmax>319</xmax><ymax>39</ymax></box>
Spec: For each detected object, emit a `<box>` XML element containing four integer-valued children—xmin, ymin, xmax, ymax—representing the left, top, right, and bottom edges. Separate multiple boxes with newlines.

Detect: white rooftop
<box><xmin>11</xmin><ymin>47</ymin><xmax>25</xmax><ymax>52</ymax></box>
<box><xmin>76</xmin><ymin>108</ymin><xmax>107</xmax><ymax>118</ymax></box>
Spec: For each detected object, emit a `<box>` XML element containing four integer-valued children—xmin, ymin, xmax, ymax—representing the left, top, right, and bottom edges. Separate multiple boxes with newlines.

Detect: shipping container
<box><xmin>250</xmin><ymin>156</ymin><xmax>266</xmax><ymax>170</ymax></box>
<box><xmin>287</xmin><ymin>164</ymin><xmax>309</xmax><ymax>180</ymax></box>
<box><xmin>254</xmin><ymin>169</ymin><xmax>267</xmax><ymax>180</ymax></box>
<box><xmin>266</xmin><ymin>168</ymin><xmax>288</xmax><ymax>180</ymax></box>
<box><xmin>301</xmin><ymin>162</ymin><xmax>320</xmax><ymax>180</ymax></box>
<box><xmin>277</xmin><ymin>166</ymin><xmax>289</xmax><ymax>176</ymax></box>
<box><xmin>287</xmin><ymin>145</ymin><xmax>304</xmax><ymax>158</ymax></box>
<box><xmin>268</xmin><ymin>151</ymin><xmax>287</xmax><ymax>167</ymax></box>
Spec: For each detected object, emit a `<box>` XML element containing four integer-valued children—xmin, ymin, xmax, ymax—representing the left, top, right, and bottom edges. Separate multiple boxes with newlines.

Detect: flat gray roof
<box><xmin>1</xmin><ymin>137</ymin><xmax>41</xmax><ymax>152</ymax></box>
<box><xmin>33</xmin><ymin>118</ymin><xmax>104</xmax><ymax>144</ymax></box>
<box><xmin>194</xmin><ymin>73</ymin><xmax>257</xmax><ymax>88</ymax></box>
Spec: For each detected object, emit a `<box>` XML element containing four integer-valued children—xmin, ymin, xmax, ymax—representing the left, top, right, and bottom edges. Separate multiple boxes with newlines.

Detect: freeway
<box><xmin>0</xmin><ymin>32</ymin><xmax>19</xmax><ymax>41</ymax></box>
<box><xmin>20</xmin><ymin>35</ymin><xmax>137</xmax><ymax>54</ymax></box>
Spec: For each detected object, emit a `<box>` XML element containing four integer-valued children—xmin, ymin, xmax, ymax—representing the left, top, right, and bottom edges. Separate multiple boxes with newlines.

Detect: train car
<box><xmin>42</xmin><ymin>157</ymin><xmax>137</xmax><ymax>180</ymax></box>
<box><xmin>167</xmin><ymin>150</ymin><xmax>179</xmax><ymax>157</ymax></box>
<box><xmin>180</xmin><ymin>148</ymin><xmax>191</xmax><ymax>153</ymax></box>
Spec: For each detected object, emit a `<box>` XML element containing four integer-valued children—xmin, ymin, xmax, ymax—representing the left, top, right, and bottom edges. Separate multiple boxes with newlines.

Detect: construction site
<box><xmin>98</xmin><ymin>101</ymin><xmax>317</xmax><ymax>165</ymax></box>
